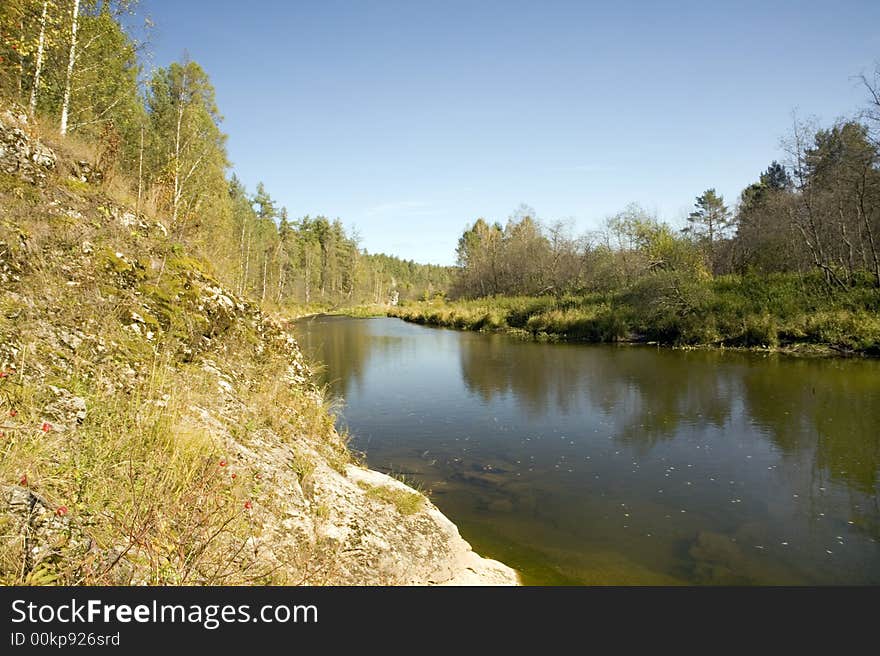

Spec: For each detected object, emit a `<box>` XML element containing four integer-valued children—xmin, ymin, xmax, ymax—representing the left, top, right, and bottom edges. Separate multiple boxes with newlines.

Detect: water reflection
<box><xmin>460</xmin><ymin>338</ymin><xmax>738</xmax><ymax>450</ymax></box>
<box><xmin>739</xmin><ymin>359</ymin><xmax>880</xmax><ymax>496</ymax></box>
<box><xmin>458</xmin><ymin>335</ymin><xmax>879</xmax><ymax>493</ymax></box>
<box><xmin>295</xmin><ymin>315</ymin><xmax>409</xmax><ymax>398</ymax></box>
<box><xmin>296</xmin><ymin>316</ymin><xmax>880</xmax><ymax>584</ymax></box>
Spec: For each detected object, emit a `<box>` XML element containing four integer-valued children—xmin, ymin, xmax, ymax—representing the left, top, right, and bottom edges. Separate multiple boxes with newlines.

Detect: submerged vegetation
<box><xmin>295</xmin><ymin>314</ymin><xmax>880</xmax><ymax>584</ymax></box>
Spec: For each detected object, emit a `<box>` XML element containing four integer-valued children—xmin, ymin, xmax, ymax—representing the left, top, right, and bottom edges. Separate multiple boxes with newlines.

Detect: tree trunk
<box><xmin>320</xmin><ymin>245</ymin><xmax>327</xmax><ymax>298</ymax></box>
<box><xmin>136</xmin><ymin>124</ymin><xmax>144</xmax><ymax>215</ymax></box>
<box><xmin>261</xmin><ymin>251</ymin><xmax>267</xmax><ymax>303</ymax></box>
<box><xmin>59</xmin><ymin>0</ymin><xmax>81</xmax><ymax>136</ymax></box>
<box><xmin>857</xmin><ymin>173</ymin><xmax>880</xmax><ymax>287</ymax></box>
<box><xmin>838</xmin><ymin>206</ymin><xmax>854</xmax><ymax>284</ymax></box>
<box><xmin>276</xmin><ymin>265</ymin><xmax>285</xmax><ymax>304</ymax></box>
<box><xmin>28</xmin><ymin>1</ymin><xmax>49</xmax><ymax>119</ymax></box>
<box><xmin>243</xmin><ymin>226</ymin><xmax>252</xmax><ymax>295</ymax></box>
<box><xmin>17</xmin><ymin>17</ymin><xmax>25</xmax><ymax>99</ymax></box>
<box><xmin>238</xmin><ymin>216</ymin><xmax>247</xmax><ymax>295</ymax></box>
<box><xmin>304</xmin><ymin>250</ymin><xmax>311</xmax><ymax>303</ymax></box>
<box><xmin>275</xmin><ymin>244</ymin><xmax>286</xmax><ymax>304</ymax></box>
<box><xmin>172</xmin><ymin>96</ymin><xmax>183</xmax><ymax>225</ymax></box>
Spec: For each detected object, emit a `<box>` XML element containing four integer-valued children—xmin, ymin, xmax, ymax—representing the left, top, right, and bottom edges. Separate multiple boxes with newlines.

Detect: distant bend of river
<box><xmin>295</xmin><ymin>315</ymin><xmax>880</xmax><ymax>585</ymax></box>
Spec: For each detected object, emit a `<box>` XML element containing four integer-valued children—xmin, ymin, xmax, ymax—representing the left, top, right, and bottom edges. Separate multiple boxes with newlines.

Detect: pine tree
<box><xmin>684</xmin><ymin>189</ymin><xmax>731</xmax><ymax>272</ymax></box>
<box><xmin>760</xmin><ymin>161</ymin><xmax>791</xmax><ymax>190</ymax></box>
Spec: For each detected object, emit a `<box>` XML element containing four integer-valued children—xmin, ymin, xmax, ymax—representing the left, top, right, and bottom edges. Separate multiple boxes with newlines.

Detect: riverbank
<box><xmin>0</xmin><ymin>113</ymin><xmax>517</xmax><ymax>586</ymax></box>
<box><xmin>284</xmin><ymin>304</ymin><xmax>389</xmax><ymax>321</ymax></box>
<box><xmin>387</xmin><ymin>275</ymin><xmax>880</xmax><ymax>357</ymax></box>
<box><xmin>296</xmin><ymin>314</ymin><xmax>880</xmax><ymax>584</ymax></box>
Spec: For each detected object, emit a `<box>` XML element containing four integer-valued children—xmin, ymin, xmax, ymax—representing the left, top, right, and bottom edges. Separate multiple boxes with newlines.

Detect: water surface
<box><xmin>295</xmin><ymin>316</ymin><xmax>880</xmax><ymax>584</ymax></box>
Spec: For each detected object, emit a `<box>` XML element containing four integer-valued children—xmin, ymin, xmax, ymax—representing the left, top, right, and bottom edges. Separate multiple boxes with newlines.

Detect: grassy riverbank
<box><xmin>285</xmin><ymin>304</ymin><xmax>389</xmax><ymax>321</ymax></box>
<box><xmin>388</xmin><ymin>272</ymin><xmax>880</xmax><ymax>356</ymax></box>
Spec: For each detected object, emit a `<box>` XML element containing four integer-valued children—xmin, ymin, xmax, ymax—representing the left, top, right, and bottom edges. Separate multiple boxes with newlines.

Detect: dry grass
<box><xmin>0</xmin><ymin>360</ymin><xmax>258</xmax><ymax>584</ymax></box>
<box><xmin>0</xmin><ymin>112</ymin><xmax>352</xmax><ymax>585</ymax></box>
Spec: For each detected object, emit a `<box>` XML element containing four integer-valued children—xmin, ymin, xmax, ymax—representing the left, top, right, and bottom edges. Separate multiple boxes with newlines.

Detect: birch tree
<box><xmin>145</xmin><ymin>59</ymin><xmax>227</xmax><ymax>234</ymax></box>
<box><xmin>58</xmin><ymin>0</ymin><xmax>79</xmax><ymax>135</ymax></box>
<box><xmin>27</xmin><ymin>0</ymin><xmax>49</xmax><ymax>118</ymax></box>
<box><xmin>0</xmin><ymin>0</ymin><xmax>59</xmax><ymax>104</ymax></box>
<box><xmin>62</xmin><ymin>3</ymin><xmax>144</xmax><ymax>162</ymax></box>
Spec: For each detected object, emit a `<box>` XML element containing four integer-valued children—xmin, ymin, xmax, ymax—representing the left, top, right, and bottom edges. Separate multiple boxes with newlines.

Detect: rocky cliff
<box><xmin>0</xmin><ymin>107</ymin><xmax>517</xmax><ymax>586</ymax></box>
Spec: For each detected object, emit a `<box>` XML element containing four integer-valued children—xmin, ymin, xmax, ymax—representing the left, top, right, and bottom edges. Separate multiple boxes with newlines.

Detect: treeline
<box><xmin>230</xmin><ymin>180</ymin><xmax>451</xmax><ymax>306</ymax></box>
<box><xmin>453</xmin><ymin>66</ymin><xmax>880</xmax><ymax>301</ymax></box>
<box><xmin>0</xmin><ymin>1</ymin><xmax>449</xmax><ymax>307</ymax></box>
<box><xmin>399</xmin><ymin>65</ymin><xmax>880</xmax><ymax>352</ymax></box>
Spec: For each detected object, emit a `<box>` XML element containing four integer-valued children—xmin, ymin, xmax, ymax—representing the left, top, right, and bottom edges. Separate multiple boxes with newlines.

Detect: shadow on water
<box><xmin>295</xmin><ymin>316</ymin><xmax>880</xmax><ymax>584</ymax></box>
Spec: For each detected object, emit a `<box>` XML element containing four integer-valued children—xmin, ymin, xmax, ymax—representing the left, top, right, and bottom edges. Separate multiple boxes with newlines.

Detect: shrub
<box><xmin>738</xmin><ymin>314</ymin><xmax>779</xmax><ymax>347</ymax></box>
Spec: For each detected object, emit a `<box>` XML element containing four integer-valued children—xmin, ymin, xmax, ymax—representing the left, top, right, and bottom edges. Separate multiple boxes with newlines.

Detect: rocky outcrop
<box><xmin>216</xmin><ymin>423</ymin><xmax>518</xmax><ymax>585</ymax></box>
<box><xmin>0</xmin><ymin>486</ymin><xmax>92</xmax><ymax>584</ymax></box>
<box><xmin>336</xmin><ymin>467</ymin><xmax>515</xmax><ymax>585</ymax></box>
<box><xmin>43</xmin><ymin>386</ymin><xmax>88</xmax><ymax>430</ymax></box>
<box><xmin>178</xmin><ymin>359</ymin><xmax>518</xmax><ymax>585</ymax></box>
<box><xmin>0</xmin><ymin>106</ymin><xmax>518</xmax><ymax>586</ymax></box>
<box><xmin>72</xmin><ymin>159</ymin><xmax>102</xmax><ymax>185</ymax></box>
<box><xmin>0</xmin><ymin>110</ymin><xmax>56</xmax><ymax>185</ymax></box>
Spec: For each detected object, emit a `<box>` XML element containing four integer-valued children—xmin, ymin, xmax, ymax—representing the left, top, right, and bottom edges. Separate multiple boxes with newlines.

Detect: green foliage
<box><xmin>3</xmin><ymin>1</ymin><xmax>449</xmax><ymax>315</ymax></box>
<box><xmin>3</xmin><ymin>0</ymin><xmax>879</xmax><ymax>356</ymax></box>
<box><xmin>359</xmin><ymin>482</ymin><xmax>425</xmax><ymax>516</ymax></box>
<box><xmin>453</xmin><ymin>210</ymin><xmax>587</xmax><ymax>298</ymax></box>
<box><xmin>625</xmin><ymin>270</ymin><xmax>714</xmax><ymax>344</ymax></box>
<box><xmin>66</xmin><ymin>7</ymin><xmax>144</xmax><ymax>158</ymax></box>
<box><xmin>685</xmin><ymin>189</ymin><xmax>732</xmax><ymax>242</ymax></box>
<box><xmin>144</xmin><ymin>59</ymin><xmax>228</xmax><ymax>234</ymax></box>
<box><xmin>393</xmin><ymin>272</ymin><xmax>880</xmax><ymax>354</ymax></box>
<box><xmin>223</xmin><ymin>176</ymin><xmax>452</xmax><ymax>308</ymax></box>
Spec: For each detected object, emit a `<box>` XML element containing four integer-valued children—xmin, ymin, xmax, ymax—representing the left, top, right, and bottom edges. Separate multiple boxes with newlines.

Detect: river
<box><xmin>295</xmin><ymin>315</ymin><xmax>880</xmax><ymax>584</ymax></box>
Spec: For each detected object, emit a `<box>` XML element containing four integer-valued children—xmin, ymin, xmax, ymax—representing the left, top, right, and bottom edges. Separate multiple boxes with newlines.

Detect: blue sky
<box><xmin>141</xmin><ymin>0</ymin><xmax>880</xmax><ymax>265</ymax></box>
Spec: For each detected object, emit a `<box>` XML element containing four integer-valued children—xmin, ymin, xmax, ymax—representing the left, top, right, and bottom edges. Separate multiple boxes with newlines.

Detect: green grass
<box><xmin>359</xmin><ymin>482</ymin><xmax>425</xmax><ymax>516</ymax></box>
<box><xmin>389</xmin><ymin>272</ymin><xmax>880</xmax><ymax>355</ymax></box>
<box><xmin>331</xmin><ymin>304</ymin><xmax>390</xmax><ymax>318</ymax></box>
<box><xmin>283</xmin><ymin>303</ymin><xmax>390</xmax><ymax>320</ymax></box>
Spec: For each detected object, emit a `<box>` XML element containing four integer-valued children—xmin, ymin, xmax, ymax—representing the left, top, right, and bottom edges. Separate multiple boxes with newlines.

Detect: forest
<box><xmin>0</xmin><ymin>0</ymin><xmax>451</xmax><ymax>310</ymax></box>
<box><xmin>2</xmin><ymin>1</ymin><xmax>879</xmax><ymax>352</ymax></box>
<box><xmin>392</xmin><ymin>68</ymin><xmax>880</xmax><ymax>353</ymax></box>
<box><xmin>1</xmin><ymin>0</ymin><xmax>879</xmax><ymax>596</ymax></box>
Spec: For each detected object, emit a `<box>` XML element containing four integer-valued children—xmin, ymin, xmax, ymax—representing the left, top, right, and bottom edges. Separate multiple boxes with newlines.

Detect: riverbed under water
<box><xmin>295</xmin><ymin>315</ymin><xmax>880</xmax><ymax>584</ymax></box>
